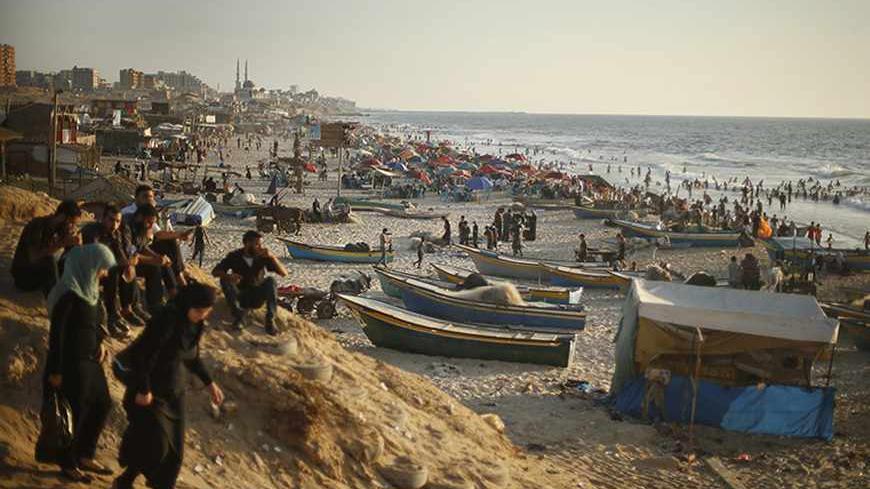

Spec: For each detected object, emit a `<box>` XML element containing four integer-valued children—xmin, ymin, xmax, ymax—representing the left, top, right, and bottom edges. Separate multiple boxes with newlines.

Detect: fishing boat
<box><xmin>333</xmin><ymin>197</ymin><xmax>406</xmax><ymax>212</ymax></box>
<box><xmin>382</xmin><ymin>208</ymin><xmax>447</xmax><ymax>220</ymax></box>
<box><xmin>212</xmin><ymin>202</ymin><xmax>262</xmax><ymax>218</ymax></box>
<box><xmin>762</xmin><ymin>236</ymin><xmax>870</xmax><ymax>271</ymax></box>
<box><xmin>339</xmin><ymin>294</ymin><xmax>575</xmax><ymax>367</ymax></box>
<box><xmin>514</xmin><ymin>196</ymin><xmax>575</xmax><ymax>210</ymax></box>
<box><xmin>454</xmin><ymin>244</ymin><xmax>605</xmax><ymax>282</ymax></box>
<box><xmin>542</xmin><ymin>264</ymin><xmax>640</xmax><ymax>289</ymax></box>
<box><xmin>612</xmin><ymin>219</ymin><xmax>741</xmax><ymax>247</ymax></box>
<box><xmin>821</xmin><ymin>301</ymin><xmax>869</xmax><ymax>351</ymax></box>
<box><xmin>278</xmin><ymin>238</ymin><xmax>394</xmax><ymax>264</ymax></box>
<box><xmin>373</xmin><ymin>267</ymin><xmax>456</xmax><ymax>299</ymax></box>
<box><xmin>572</xmin><ymin>204</ymin><xmax>628</xmax><ymax>219</ymax></box>
<box><xmin>430</xmin><ymin>263</ymin><xmax>583</xmax><ymax>304</ymax></box>
<box><xmin>375</xmin><ymin>268</ymin><xmax>586</xmax><ymax>332</ymax></box>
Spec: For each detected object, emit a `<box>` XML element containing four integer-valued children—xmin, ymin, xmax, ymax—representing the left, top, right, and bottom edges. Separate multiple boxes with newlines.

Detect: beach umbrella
<box><xmin>408</xmin><ymin>155</ymin><xmax>424</xmax><ymax>164</ymax></box>
<box><xmin>466</xmin><ymin>176</ymin><xmax>494</xmax><ymax>191</ymax></box>
<box><xmin>505</xmin><ymin>153</ymin><xmax>527</xmax><ymax>161</ymax></box>
<box><xmin>387</xmin><ymin>162</ymin><xmax>409</xmax><ymax>172</ymax></box>
<box><xmin>459</xmin><ymin>162</ymin><xmax>478</xmax><ymax>171</ymax></box>
<box><xmin>437</xmin><ymin>166</ymin><xmax>456</xmax><ymax>176</ymax></box>
<box><xmin>360</xmin><ymin>157</ymin><xmax>382</xmax><ymax>167</ymax></box>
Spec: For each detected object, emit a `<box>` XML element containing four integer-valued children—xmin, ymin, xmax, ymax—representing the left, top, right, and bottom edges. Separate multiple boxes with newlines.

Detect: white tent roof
<box><xmin>631</xmin><ymin>279</ymin><xmax>838</xmax><ymax>344</ymax></box>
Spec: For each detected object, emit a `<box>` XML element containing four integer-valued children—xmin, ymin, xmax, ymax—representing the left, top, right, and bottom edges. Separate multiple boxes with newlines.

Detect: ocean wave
<box><xmin>807</xmin><ymin>164</ymin><xmax>861</xmax><ymax>180</ymax></box>
<box><xmin>695</xmin><ymin>153</ymin><xmax>758</xmax><ymax>168</ymax></box>
<box><xmin>841</xmin><ymin>196</ymin><xmax>870</xmax><ymax>213</ymax></box>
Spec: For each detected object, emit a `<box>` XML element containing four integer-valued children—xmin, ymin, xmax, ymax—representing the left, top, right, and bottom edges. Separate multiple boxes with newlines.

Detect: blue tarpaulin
<box><xmin>613</xmin><ymin>375</ymin><xmax>835</xmax><ymax>440</ymax></box>
<box><xmin>466</xmin><ymin>176</ymin><xmax>494</xmax><ymax>191</ymax></box>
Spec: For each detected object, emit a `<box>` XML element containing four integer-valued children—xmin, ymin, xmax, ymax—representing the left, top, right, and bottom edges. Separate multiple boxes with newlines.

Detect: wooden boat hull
<box><xmin>376</xmin><ymin>269</ymin><xmax>586</xmax><ymax>331</ymax></box>
<box><xmin>543</xmin><ymin>264</ymin><xmax>633</xmax><ymax>289</ymax></box>
<box><xmin>340</xmin><ymin>295</ymin><xmax>575</xmax><ymax>367</ymax></box>
<box><xmin>572</xmin><ymin>205</ymin><xmax>623</xmax><ymax>219</ymax></box>
<box><xmin>515</xmin><ymin>197</ymin><xmax>575</xmax><ymax>210</ymax></box>
<box><xmin>455</xmin><ymin>244</ymin><xmax>606</xmax><ymax>282</ymax></box>
<box><xmin>212</xmin><ymin>203</ymin><xmax>261</xmax><ymax>218</ymax></box>
<box><xmin>383</xmin><ymin>209</ymin><xmax>447</xmax><ymax>220</ymax></box>
<box><xmin>612</xmin><ymin>219</ymin><xmax>740</xmax><ymax>247</ymax></box>
<box><xmin>762</xmin><ymin>239</ymin><xmax>870</xmax><ymax>271</ymax></box>
<box><xmin>430</xmin><ymin>263</ymin><xmax>583</xmax><ymax>304</ymax></box>
<box><xmin>280</xmin><ymin>239</ymin><xmax>394</xmax><ymax>264</ymax></box>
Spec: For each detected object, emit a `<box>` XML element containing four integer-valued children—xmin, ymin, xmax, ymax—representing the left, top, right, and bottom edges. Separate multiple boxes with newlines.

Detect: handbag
<box><xmin>34</xmin><ymin>388</ymin><xmax>74</xmax><ymax>463</ymax></box>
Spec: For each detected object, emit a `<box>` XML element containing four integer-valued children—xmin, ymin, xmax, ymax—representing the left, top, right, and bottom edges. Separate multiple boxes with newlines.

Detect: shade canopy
<box><xmin>631</xmin><ymin>279</ymin><xmax>838</xmax><ymax>344</ymax></box>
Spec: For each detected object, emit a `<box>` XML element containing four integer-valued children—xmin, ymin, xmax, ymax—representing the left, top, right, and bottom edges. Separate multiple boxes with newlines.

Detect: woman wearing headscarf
<box><xmin>44</xmin><ymin>243</ymin><xmax>117</xmax><ymax>483</ymax></box>
<box><xmin>114</xmin><ymin>282</ymin><xmax>223</xmax><ymax>489</ymax></box>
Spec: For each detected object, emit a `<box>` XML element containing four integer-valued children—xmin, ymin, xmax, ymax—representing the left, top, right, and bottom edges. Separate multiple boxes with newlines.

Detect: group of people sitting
<box><xmin>12</xmin><ymin>185</ymin><xmax>287</xmax><ymax>488</ymax></box>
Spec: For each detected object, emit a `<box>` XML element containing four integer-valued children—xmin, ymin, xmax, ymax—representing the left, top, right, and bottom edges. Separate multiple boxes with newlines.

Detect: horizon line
<box><xmin>357</xmin><ymin>108</ymin><xmax>870</xmax><ymax>122</ymax></box>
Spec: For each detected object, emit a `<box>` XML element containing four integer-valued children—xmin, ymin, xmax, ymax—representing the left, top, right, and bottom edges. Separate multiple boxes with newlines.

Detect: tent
<box><xmin>466</xmin><ymin>176</ymin><xmax>494</xmax><ymax>191</ymax></box>
<box><xmin>612</xmin><ymin>279</ymin><xmax>838</xmax><ymax>439</ymax></box>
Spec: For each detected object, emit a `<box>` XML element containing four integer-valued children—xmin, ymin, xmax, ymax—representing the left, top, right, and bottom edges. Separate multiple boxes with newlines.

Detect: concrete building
<box><xmin>71</xmin><ymin>66</ymin><xmax>99</xmax><ymax>92</ymax></box>
<box><xmin>154</xmin><ymin>70</ymin><xmax>204</xmax><ymax>91</ymax></box>
<box><xmin>0</xmin><ymin>45</ymin><xmax>15</xmax><ymax>87</ymax></box>
<box><xmin>119</xmin><ymin>68</ymin><xmax>144</xmax><ymax>89</ymax></box>
<box><xmin>15</xmin><ymin>70</ymin><xmax>52</xmax><ymax>89</ymax></box>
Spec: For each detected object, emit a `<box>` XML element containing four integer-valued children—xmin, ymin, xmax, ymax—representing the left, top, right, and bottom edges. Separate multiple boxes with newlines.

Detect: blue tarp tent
<box><xmin>611</xmin><ymin>280</ymin><xmax>839</xmax><ymax>440</ymax></box>
<box><xmin>466</xmin><ymin>176</ymin><xmax>494</xmax><ymax>191</ymax></box>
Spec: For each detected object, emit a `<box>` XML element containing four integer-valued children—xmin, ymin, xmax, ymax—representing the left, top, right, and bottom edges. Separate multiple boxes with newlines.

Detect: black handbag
<box><xmin>34</xmin><ymin>388</ymin><xmax>74</xmax><ymax>464</ymax></box>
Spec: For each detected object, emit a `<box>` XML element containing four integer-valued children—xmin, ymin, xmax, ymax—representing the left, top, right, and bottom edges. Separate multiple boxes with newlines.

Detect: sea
<box><xmin>348</xmin><ymin>111</ymin><xmax>870</xmax><ymax>246</ymax></box>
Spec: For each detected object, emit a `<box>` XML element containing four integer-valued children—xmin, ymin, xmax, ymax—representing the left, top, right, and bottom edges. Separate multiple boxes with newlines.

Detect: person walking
<box><xmin>727</xmin><ymin>255</ymin><xmax>742</xmax><ymax>288</ymax></box>
<box><xmin>471</xmin><ymin>222</ymin><xmax>479</xmax><ymax>248</ymax></box>
<box><xmin>43</xmin><ymin>243</ymin><xmax>117</xmax><ymax>483</ymax></box>
<box><xmin>576</xmin><ymin>234</ymin><xmax>588</xmax><ymax>262</ymax></box>
<box><xmin>212</xmin><ymin>231</ymin><xmax>287</xmax><ymax>334</ymax></box>
<box><xmin>377</xmin><ymin>228</ymin><xmax>392</xmax><ymax>267</ymax></box>
<box><xmin>189</xmin><ymin>225</ymin><xmax>210</xmax><ymax>268</ymax></box>
<box><xmin>415</xmin><ymin>237</ymin><xmax>425</xmax><ymax>269</ymax></box>
<box><xmin>114</xmin><ymin>283</ymin><xmax>224</xmax><ymax>489</ymax></box>
<box><xmin>441</xmin><ymin>216</ymin><xmax>452</xmax><ymax>245</ymax></box>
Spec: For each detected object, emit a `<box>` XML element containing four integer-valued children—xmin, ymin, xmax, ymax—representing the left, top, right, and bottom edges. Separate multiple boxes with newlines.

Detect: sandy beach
<box><xmin>182</xmin><ymin>139</ymin><xmax>870</xmax><ymax>488</ymax></box>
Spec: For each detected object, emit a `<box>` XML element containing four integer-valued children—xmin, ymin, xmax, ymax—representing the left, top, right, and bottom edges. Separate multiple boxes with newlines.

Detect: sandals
<box><xmin>78</xmin><ymin>458</ymin><xmax>114</xmax><ymax>475</ymax></box>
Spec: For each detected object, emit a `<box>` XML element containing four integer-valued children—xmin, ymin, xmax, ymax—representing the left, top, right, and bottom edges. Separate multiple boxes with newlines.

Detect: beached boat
<box><xmin>278</xmin><ymin>238</ymin><xmax>394</xmax><ymax>264</ymax></box>
<box><xmin>612</xmin><ymin>219</ymin><xmax>741</xmax><ymax>247</ymax></box>
<box><xmin>375</xmin><ymin>268</ymin><xmax>586</xmax><ymax>332</ymax></box>
<box><xmin>542</xmin><ymin>264</ymin><xmax>640</xmax><ymax>289</ymax></box>
<box><xmin>821</xmin><ymin>301</ymin><xmax>869</xmax><ymax>351</ymax></box>
<box><xmin>572</xmin><ymin>204</ymin><xmax>628</xmax><ymax>219</ymax></box>
<box><xmin>514</xmin><ymin>196</ymin><xmax>575</xmax><ymax>210</ymax></box>
<box><xmin>339</xmin><ymin>294</ymin><xmax>575</xmax><ymax>367</ymax></box>
<box><xmin>430</xmin><ymin>263</ymin><xmax>583</xmax><ymax>304</ymax></box>
<box><xmin>382</xmin><ymin>208</ymin><xmax>447</xmax><ymax>220</ymax></box>
<box><xmin>212</xmin><ymin>202</ymin><xmax>262</xmax><ymax>218</ymax></box>
<box><xmin>762</xmin><ymin>236</ymin><xmax>870</xmax><ymax>271</ymax></box>
<box><xmin>333</xmin><ymin>197</ymin><xmax>406</xmax><ymax>212</ymax></box>
<box><xmin>454</xmin><ymin>244</ymin><xmax>605</xmax><ymax>281</ymax></box>
<box><xmin>373</xmin><ymin>267</ymin><xmax>456</xmax><ymax>299</ymax></box>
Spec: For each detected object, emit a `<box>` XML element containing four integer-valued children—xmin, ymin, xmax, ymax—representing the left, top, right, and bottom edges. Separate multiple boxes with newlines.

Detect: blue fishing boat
<box><xmin>543</xmin><ymin>264</ymin><xmax>641</xmax><ymax>289</ymax></box>
<box><xmin>374</xmin><ymin>268</ymin><xmax>586</xmax><ymax>332</ymax></box>
<box><xmin>762</xmin><ymin>236</ymin><xmax>870</xmax><ymax>271</ymax></box>
<box><xmin>612</xmin><ymin>219</ymin><xmax>741</xmax><ymax>247</ymax></box>
<box><xmin>339</xmin><ymin>294</ymin><xmax>576</xmax><ymax>367</ymax></box>
<box><xmin>278</xmin><ymin>238</ymin><xmax>394</xmax><ymax>264</ymax></box>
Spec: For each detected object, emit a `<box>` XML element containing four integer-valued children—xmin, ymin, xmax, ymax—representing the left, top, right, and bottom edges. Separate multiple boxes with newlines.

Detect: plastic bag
<box><xmin>34</xmin><ymin>388</ymin><xmax>74</xmax><ymax>464</ymax></box>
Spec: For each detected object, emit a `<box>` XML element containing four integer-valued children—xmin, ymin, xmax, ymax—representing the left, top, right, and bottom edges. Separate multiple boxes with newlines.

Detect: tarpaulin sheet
<box><xmin>613</xmin><ymin>375</ymin><xmax>835</xmax><ymax>440</ymax></box>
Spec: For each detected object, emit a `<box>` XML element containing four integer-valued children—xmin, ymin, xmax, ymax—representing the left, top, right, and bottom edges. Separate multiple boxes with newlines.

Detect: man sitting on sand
<box><xmin>11</xmin><ymin>200</ymin><xmax>83</xmax><ymax>295</ymax></box>
<box><xmin>212</xmin><ymin>231</ymin><xmax>287</xmax><ymax>335</ymax></box>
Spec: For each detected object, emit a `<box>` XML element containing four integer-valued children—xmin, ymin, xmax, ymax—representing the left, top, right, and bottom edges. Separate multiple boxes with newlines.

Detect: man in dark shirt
<box><xmin>11</xmin><ymin>200</ymin><xmax>82</xmax><ymax>295</ymax></box>
<box><xmin>82</xmin><ymin>205</ymin><xmax>140</xmax><ymax>338</ymax></box>
<box><xmin>212</xmin><ymin>231</ymin><xmax>287</xmax><ymax>335</ymax></box>
<box><xmin>125</xmin><ymin>204</ymin><xmax>175</xmax><ymax>314</ymax></box>
<box><xmin>577</xmin><ymin>233</ymin><xmax>588</xmax><ymax>262</ymax></box>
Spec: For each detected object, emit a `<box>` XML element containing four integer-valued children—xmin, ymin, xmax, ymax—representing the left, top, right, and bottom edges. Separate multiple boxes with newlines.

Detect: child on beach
<box><xmin>415</xmin><ymin>238</ymin><xmax>425</xmax><ymax>269</ymax></box>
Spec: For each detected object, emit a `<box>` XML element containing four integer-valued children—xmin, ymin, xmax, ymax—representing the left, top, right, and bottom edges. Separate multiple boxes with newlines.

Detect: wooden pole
<box><xmin>1</xmin><ymin>140</ymin><xmax>6</xmax><ymax>181</ymax></box>
<box><xmin>49</xmin><ymin>90</ymin><xmax>59</xmax><ymax>195</ymax></box>
<box><xmin>337</xmin><ymin>143</ymin><xmax>342</xmax><ymax>198</ymax></box>
<box><xmin>689</xmin><ymin>327</ymin><xmax>704</xmax><ymax>446</ymax></box>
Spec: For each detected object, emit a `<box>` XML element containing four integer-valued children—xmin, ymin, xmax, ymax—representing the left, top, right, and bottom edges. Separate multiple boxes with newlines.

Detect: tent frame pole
<box><xmin>689</xmin><ymin>327</ymin><xmax>704</xmax><ymax>447</ymax></box>
<box><xmin>825</xmin><ymin>344</ymin><xmax>836</xmax><ymax>387</ymax></box>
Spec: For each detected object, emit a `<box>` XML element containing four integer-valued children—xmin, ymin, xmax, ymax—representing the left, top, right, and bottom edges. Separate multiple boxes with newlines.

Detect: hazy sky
<box><xmin>2</xmin><ymin>0</ymin><xmax>869</xmax><ymax>118</ymax></box>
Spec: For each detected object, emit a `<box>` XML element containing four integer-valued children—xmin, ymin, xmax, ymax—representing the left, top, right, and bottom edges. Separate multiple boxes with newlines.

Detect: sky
<box><xmin>2</xmin><ymin>0</ymin><xmax>869</xmax><ymax>118</ymax></box>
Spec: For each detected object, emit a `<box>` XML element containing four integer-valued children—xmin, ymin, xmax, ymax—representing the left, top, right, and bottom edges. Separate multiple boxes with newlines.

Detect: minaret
<box><xmin>244</xmin><ymin>60</ymin><xmax>248</xmax><ymax>83</ymax></box>
<box><xmin>235</xmin><ymin>58</ymin><xmax>240</xmax><ymax>92</ymax></box>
